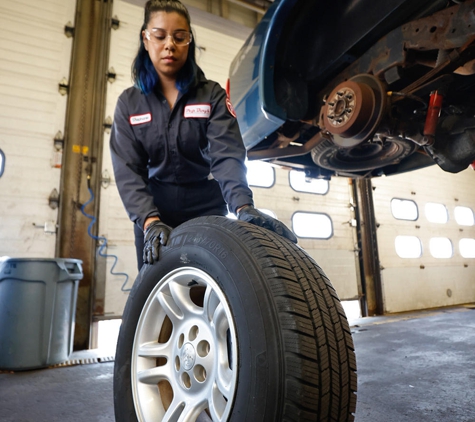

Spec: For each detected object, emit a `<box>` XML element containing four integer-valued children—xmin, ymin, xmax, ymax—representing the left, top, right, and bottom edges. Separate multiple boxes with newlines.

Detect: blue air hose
<box><xmin>80</xmin><ymin>187</ymin><xmax>131</xmax><ymax>292</ymax></box>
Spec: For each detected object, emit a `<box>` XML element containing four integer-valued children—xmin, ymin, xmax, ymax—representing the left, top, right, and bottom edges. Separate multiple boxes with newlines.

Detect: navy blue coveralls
<box><xmin>110</xmin><ymin>70</ymin><xmax>254</xmax><ymax>268</ymax></box>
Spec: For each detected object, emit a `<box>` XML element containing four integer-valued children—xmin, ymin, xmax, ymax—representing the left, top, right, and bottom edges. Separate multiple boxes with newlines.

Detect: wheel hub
<box><xmin>321</xmin><ymin>74</ymin><xmax>387</xmax><ymax>148</ymax></box>
<box><xmin>325</xmin><ymin>88</ymin><xmax>356</xmax><ymax>129</ymax></box>
<box><xmin>181</xmin><ymin>343</ymin><xmax>196</xmax><ymax>371</ymax></box>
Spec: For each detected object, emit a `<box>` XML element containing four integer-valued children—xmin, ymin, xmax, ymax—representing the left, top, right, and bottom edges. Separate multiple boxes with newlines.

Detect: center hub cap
<box><xmin>181</xmin><ymin>343</ymin><xmax>196</xmax><ymax>370</ymax></box>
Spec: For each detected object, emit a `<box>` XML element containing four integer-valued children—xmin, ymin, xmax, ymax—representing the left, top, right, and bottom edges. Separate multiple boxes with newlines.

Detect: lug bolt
<box><xmin>346</xmin><ymin>108</ymin><xmax>352</xmax><ymax>113</ymax></box>
<box><xmin>327</xmin><ymin>115</ymin><xmax>335</xmax><ymax>120</ymax></box>
<box><xmin>328</xmin><ymin>102</ymin><xmax>335</xmax><ymax>107</ymax></box>
<box><xmin>337</xmin><ymin>91</ymin><xmax>344</xmax><ymax>96</ymax></box>
<box><xmin>345</xmin><ymin>94</ymin><xmax>353</xmax><ymax>100</ymax></box>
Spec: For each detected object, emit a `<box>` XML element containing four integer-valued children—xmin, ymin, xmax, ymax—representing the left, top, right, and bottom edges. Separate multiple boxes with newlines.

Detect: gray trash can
<box><xmin>0</xmin><ymin>258</ymin><xmax>83</xmax><ymax>370</ymax></box>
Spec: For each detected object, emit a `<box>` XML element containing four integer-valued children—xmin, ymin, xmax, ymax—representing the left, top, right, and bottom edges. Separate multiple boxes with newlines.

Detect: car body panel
<box><xmin>229</xmin><ymin>0</ymin><xmax>297</xmax><ymax>149</ymax></box>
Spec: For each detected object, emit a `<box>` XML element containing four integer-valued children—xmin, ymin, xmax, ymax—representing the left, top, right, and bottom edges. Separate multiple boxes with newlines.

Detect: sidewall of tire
<box><xmin>114</xmin><ymin>220</ymin><xmax>285</xmax><ymax>422</ymax></box>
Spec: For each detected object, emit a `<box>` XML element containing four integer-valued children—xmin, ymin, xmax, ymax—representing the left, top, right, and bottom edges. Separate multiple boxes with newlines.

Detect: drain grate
<box><xmin>51</xmin><ymin>355</ymin><xmax>115</xmax><ymax>368</ymax></box>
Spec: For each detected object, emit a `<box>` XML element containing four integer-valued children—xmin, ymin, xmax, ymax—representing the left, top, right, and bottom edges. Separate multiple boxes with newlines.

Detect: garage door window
<box><xmin>0</xmin><ymin>149</ymin><xmax>4</xmax><ymax>177</ymax></box>
<box><xmin>289</xmin><ymin>170</ymin><xmax>329</xmax><ymax>194</ymax></box>
<box><xmin>425</xmin><ymin>202</ymin><xmax>448</xmax><ymax>224</ymax></box>
<box><xmin>459</xmin><ymin>238</ymin><xmax>475</xmax><ymax>258</ymax></box>
<box><xmin>390</xmin><ymin>198</ymin><xmax>418</xmax><ymax>220</ymax></box>
<box><xmin>246</xmin><ymin>161</ymin><xmax>275</xmax><ymax>188</ymax></box>
<box><xmin>429</xmin><ymin>237</ymin><xmax>453</xmax><ymax>258</ymax></box>
<box><xmin>454</xmin><ymin>206</ymin><xmax>474</xmax><ymax>226</ymax></box>
<box><xmin>395</xmin><ymin>236</ymin><xmax>422</xmax><ymax>258</ymax></box>
<box><xmin>292</xmin><ymin>212</ymin><xmax>333</xmax><ymax>239</ymax></box>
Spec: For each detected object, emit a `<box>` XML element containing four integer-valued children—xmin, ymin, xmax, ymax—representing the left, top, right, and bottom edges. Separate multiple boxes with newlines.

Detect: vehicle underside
<box><xmin>248</xmin><ymin>0</ymin><xmax>475</xmax><ymax>179</ymax></box>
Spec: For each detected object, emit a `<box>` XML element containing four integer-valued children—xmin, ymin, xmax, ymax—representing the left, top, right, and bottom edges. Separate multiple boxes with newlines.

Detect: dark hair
<box><xmin>132</xmin><ymin>0</ymin><xmax>198</xmax><ymax>95</ymax></box>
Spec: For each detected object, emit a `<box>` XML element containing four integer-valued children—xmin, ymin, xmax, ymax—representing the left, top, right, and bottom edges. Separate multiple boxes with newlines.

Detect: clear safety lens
<box><xmin>145</xmin><ymin>28</ymin><xmax>192</xmax><ymax>46</ymax></box>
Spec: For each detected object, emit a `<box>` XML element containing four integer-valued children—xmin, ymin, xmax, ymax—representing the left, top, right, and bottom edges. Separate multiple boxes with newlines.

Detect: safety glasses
<box><xmin>145</xmin><ymin>28</ymin><xmax>192</xmax><ymax>46</ymax></box>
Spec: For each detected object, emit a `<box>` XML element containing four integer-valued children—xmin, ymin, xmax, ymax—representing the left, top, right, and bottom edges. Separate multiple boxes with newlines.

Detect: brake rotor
<box><xmin>321</xmin><ymin>74</ymin><xmax>387</xmax><ymax>148</ymax></box>
<box><xmin>311</xmin><ymin>136</ymin><xmax>418</xmax><ymax>173</ymax></box>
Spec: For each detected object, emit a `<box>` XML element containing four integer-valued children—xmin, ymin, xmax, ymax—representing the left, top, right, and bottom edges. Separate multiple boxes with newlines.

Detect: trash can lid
<box><xmin>0</xmin><ymin>257</ymin><xmax>82</xmax><ymax>263</ymax></box>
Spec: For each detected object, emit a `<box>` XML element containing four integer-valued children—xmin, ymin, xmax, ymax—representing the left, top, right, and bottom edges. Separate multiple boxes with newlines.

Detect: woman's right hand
<box><xmin>143</xmin><ymin>220</ymin><xmax>173</xmax><ymax>265</ymax></box>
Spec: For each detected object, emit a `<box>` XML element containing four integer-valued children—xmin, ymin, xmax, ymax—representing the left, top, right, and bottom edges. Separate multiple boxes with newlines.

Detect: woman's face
<box><xmin>143</xmin><ymin>11</ymin><xmax>190</xmax><ymax>82</ymax></box>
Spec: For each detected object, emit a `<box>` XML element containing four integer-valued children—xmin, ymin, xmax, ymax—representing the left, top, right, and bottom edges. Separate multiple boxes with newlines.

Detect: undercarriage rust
<box><xmin>252</xmin><ymin>1</ymin><xmax>475</xmax><ymax>176</ymax></box>
<box><xmin>324</xmin><ymin>0</ymin><xmax>475</xmax><ymax>88</ymax></box>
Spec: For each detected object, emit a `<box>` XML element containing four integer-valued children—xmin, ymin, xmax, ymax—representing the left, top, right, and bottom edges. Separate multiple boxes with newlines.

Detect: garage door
<box><xmin>98</xmin><ymin>1</ymin><xmax>253</xmax><ymax>317</ymax></box>
<box><xmin>372</xmin><ymin>165</ymin><xmax>475</xmax><ymax>313</ymax></box>
<box><xmin>0</xmin><ymin>0</ymin><xmax>76</xmax><ymax>257</ymax></box>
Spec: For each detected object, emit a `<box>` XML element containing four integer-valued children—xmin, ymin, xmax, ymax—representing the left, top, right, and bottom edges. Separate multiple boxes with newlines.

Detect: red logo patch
<box><xmin>226</xmin><ymin>97</ymin><xmax>237</xmax><ymax>118</ymax></box>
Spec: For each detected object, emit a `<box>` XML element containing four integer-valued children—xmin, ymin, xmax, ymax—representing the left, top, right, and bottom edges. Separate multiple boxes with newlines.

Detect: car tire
<box><xmin>114</xmin><ymin>216</ymin><xmax>357</xmax><ymax>422</ymax></box>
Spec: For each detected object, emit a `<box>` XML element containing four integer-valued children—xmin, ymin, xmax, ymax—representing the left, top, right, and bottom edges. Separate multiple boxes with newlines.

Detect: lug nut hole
<box><xmin>189</xmin><ymin>325</ymin><xmax>199</xmax><ymax>341</ymax></box>
<box><xmin>194</xmin><ymin>365</ymin><xmax>207</xmax><ymax>383</ymax></box>
<box><xmin>197</xmin><ymin>340</ymin><xmax>210</xmax><ymax>357</ymax></box>
<box><xmin>182</xmin><ymin>372</ymin><xmax>191</xmax><ymax>389</ymax></box>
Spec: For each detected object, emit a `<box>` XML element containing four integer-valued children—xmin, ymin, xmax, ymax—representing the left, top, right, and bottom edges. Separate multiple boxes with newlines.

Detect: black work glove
<box><xmin>237</xmin><ymin>205</ymin><xmax>298</xmax><ymax>243</ymax></box>
<box><xmin>143</xmin><ymin>220</ymin><xmax>173</xmax><ymax>265</ymax></box>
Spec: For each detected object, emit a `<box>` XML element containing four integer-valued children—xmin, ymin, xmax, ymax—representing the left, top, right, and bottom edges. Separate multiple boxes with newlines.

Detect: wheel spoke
<box><xmin>169</xmin><ymin>280</ymin><xmax>200</xmax><ymax>317</ymax></box>
<box><xmin>157</xmin><ymin>289</ymin><xmax>184</xmax><ymax>323</ymax></box>
<box><xmin>215</xmin><ymin>363</ymin><xmax>233</xmax><ymax>399</ymax></box>
<box><xmin>208</xmin><ymin>384</ymin><xmax>227</xmax><ymax>422</ymax></box>
<box><xmin>160</xmin><ymin>396</ymin><xmax>207</xmax><ymax>422</ymax></box>
<box><xmin>161</xmin><ymin>396</ymin><xmax>185</xmax><ymax>422</ymax></box>
<box><xmin>137</xmin><ymin>341</ymin><xmax>173</xmax><ymax>358</ymax></box>
<box><xmin>137</xmin><ymin>364</ymin><xmax>173</xmax><ymax>385</ymax></box>
<box><xmin>212</xmin><ymin>302</ymin><xmax>227</xmax><ymax>335</ymax></box>
<box><xmin>211</xmin><ymin>302</ymin><xmax>233</xmax><ymax>399</ymax></box>
<box><xmin>203</xmin><ymin>286</ymin><xmax>220</xmax><ymax>322</ymax></box>
<box><xmin>177</xmin><ymin>402</ymin><xmax>208</xmax><ymax>422</ymax></box>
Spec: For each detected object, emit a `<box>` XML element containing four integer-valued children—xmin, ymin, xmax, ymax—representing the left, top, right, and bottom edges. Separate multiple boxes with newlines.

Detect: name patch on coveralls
<box><xmin>129</xmin><ymin>113</ymin><xmax>152</xmax><ymax>125</ymax></box>
<box><xmin>184</xmin><ymin>104</ymin><xmax>211</xmax><ymax>118</ymax></box>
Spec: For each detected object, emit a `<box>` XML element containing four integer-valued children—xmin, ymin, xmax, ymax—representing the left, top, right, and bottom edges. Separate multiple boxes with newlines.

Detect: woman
<box><xmin>110</xmin><ymin>0</ymin><xmax>296</xmax><ymax>269</ymax></box>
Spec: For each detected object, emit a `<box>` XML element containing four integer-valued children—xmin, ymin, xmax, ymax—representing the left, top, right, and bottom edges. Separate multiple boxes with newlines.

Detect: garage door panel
<box><xmin>373</xmin><ymin>166</ymin><xmax>475</xmax><ymax>312</ymax></box>
<box><xmin>0</xmin><ymin>0</ymin><xmax>75</xmax><ymax>258</ymax></box>
<box><xmin>306</xmin><ymin>249</ymin><xmax>359</xmax><ymax>300</ymax></box>
<box><xmin>382</xmin><ymin>266</ymin><xmax>475</xmax><ymax>313</ymax></box>
<box><xmin>0</xmin><ymin>85</ymin><xmax>61</xmax><ymax>105</ymax></box>
<box><xmin>1</xmin><ymin>1</ymin><xmax>69</xmax><ymax>22</ymax></box>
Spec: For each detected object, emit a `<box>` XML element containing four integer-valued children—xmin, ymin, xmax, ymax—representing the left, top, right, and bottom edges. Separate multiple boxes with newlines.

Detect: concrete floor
<box><xmin>1</xmin><ymin>305</ymin><xmax>474</xmax><ymax>422</ymax></box>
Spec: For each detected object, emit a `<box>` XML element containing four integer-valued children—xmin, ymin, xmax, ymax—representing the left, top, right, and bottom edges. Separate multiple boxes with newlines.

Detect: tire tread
<box><xmin>206</xmin><ymin>217</ymin><xmax>358</xmax><ymax>422</ymax></box>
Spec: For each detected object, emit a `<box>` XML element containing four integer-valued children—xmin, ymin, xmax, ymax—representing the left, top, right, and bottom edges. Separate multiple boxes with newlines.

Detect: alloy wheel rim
<box><xmin>131</xmin><ymin>267</ymin><xmax>238</xmax><ymax>422</ymax></box>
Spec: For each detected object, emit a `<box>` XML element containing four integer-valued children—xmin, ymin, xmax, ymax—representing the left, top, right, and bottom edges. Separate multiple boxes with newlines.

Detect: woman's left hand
<box><xmin>237</xmin><ymin>205</ymin><xmax>298</xmax><ymax>243</ymax></box>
